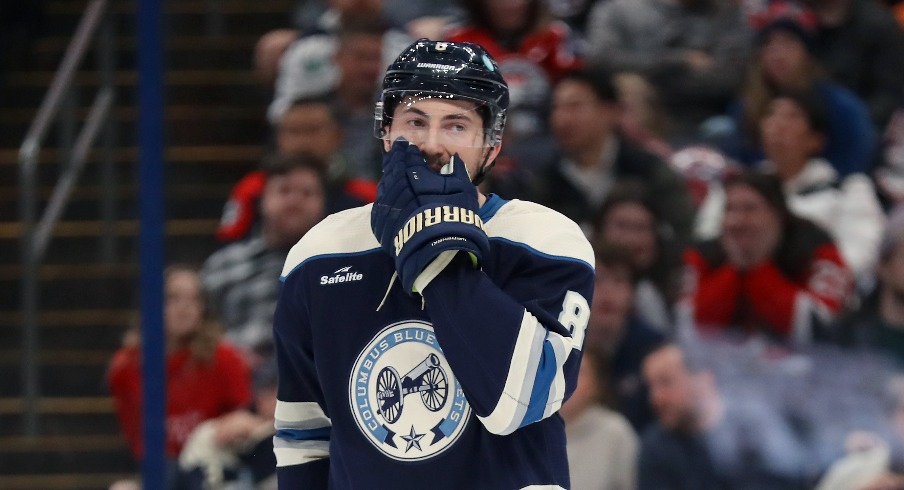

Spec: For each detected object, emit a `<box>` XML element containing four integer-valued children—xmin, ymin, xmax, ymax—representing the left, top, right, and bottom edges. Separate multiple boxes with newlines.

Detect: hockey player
<box><xmin>272</xmin><ymin>39</ymin><xmax>595</xmax><ymax>488</ymax></box>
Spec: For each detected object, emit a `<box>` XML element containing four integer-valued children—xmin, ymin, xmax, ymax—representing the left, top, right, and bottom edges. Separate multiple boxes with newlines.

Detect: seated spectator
<box><xmin>253</xmin><ymin>0</ymin><xmax>455</xmax><ymax>88</ymax></box>
<box><xmin>560</xmin><ymin>351</ymin><xmax>639</xmax><ymax>490</ymax></box>
<box><xmin>897</xmin><ymin>0</ymin><xmax>904</xmax><ymax>28</ymax></box>
<box><xmin>533</xmin><ymin>68</ymin><xmax>696</xmax><ymax>241</ymax></box>
<box><xmin>444</xmin><ymin>0</ymin><xmax>583</xmax><ymax>199</ymax></box>
<box><xmin>836</xmin><ymin>205</ymin><xmax>904</xmax><ymax>364</ymax></box>
<box><xmin>615</xmin><ymin>73</ymin><xmax>674</xmax><ymax>161</ymax></box>
<box><xmin>107</xmin><ymin>265</ymin><xmax>252</xmax><ymax>489</ymax></box>
<box><xmin>202</xmin><ymin>155</ymin><xmax>327</xmax><ymax>359</ymax></box>
<box><xmin>698</xmin><ymin>88</ymin><xmax>885</xmax><ymax>288</ymax></box>
<box><xmin>715</xmin><ymin>2</ymin><xmax>877</xmax><ymax>177</ymax></box>
<box><xmin>682</xmin><ymin>171</ymin><xmax>853</xmax><ymax>344</ymax></box>
<box><xmin>277</xmin><ymin>96</ymin><xmax>377</xmax><ymax>199</ymax></box>
<box><xmin>546</xmin><ymin>0</ymin><xmax>598</xmax><ymax>36</ymax></box>
<box><xmin>269</xmin><ymin>10</ymin><xmax>407</xmax><ymax>179</ymax></box>
<box><xmin>816</xmin><ymin>375</ymin><xmax>904</xmax><ymax>490</ymax></box>
<box><xmin>876</xmin><ymin>104</ymin><xmax>904</xmax><ymax>206</ymax></box>
<box><xmin>446</xmin><ymin>0</ymin><xmax>583</xmax><ymax>142</ymax></box>
<box><xmin>179</xmin><ymin>358</ymin><xmax>279</xmax><ymax>489</ymax></box>
<box><xmin>592</xmin><ymin>182</ymin><xmax>684</xmax><ymax>334</ymax></box>
<box><xmin>803</xmin><ymin>0</ymin><xmax>904</xmax><ymax>131</ymax></box>
<box><xmin>216</xmin><ymin>97</ymin><xmax>373</xmax><ymax>243</ymax></box>
<box><xmin>639</xmin><ymin>342</ymin><xmax>807</xmax><ymax>489</ymax></box>
<box><xmin>668</xmin><ymin>144</ymin><xmax>738</xmax><ymax>212</ymax></box>
<box><xmin>585</xmin><ymin>243</ymin><xmax>665</xmax><ymax>433</ymax></box>
<box><xmin>585</xmin><ymin>0</ymin><xmax>753</xmax><ymax>144</ymax></box>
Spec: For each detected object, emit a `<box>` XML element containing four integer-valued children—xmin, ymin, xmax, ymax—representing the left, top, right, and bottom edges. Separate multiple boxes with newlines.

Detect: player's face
<box><xmin>598</xmin><ymin>202</ymin><xmax>659</xmax><ymax>269</ymax></box>
<box><xmin>261</xmin><ymin>168</ymin><xmax>325</xmax><ymax>248</ymax></box>
<box><xmin>164</xmin><ymin>269</ymin><xmax>205</xmax><ymax>341</ymax></box>
<box><xmin>643</xmin><ymin>346</ymin><xmax>698</xmax><ymax>431</ymax></box>
<box><xmin>384</xmin><ymin>97</ymin><xmax>500</xmax><ymax>178</ymax></box>
<box><xmin>277</xmin><ymin>103</ymin><xmax>343</xmax><ymax>160</ymax></box>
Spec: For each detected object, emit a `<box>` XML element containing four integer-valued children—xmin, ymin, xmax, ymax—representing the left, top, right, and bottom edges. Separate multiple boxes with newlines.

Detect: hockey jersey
<box><xmin>273</xmin><ymin>195</ymin><xmax>595</xmax><ymax>489</ymax></box>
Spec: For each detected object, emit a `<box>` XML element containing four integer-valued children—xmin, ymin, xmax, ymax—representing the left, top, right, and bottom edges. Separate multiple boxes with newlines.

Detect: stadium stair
<box><xmin>0</xmin><ymin>0</ymin><xmax>293</xmax><ymax>487</ymax></box>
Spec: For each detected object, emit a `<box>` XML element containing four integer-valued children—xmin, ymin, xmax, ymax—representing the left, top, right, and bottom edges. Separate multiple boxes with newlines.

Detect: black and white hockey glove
<box><xmin>371</xmin><ymin>139</ymin><xmax>489</xmax><ymax>294</ymax></box>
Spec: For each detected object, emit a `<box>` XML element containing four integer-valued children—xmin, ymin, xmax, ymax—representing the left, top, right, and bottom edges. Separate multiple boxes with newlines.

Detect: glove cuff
<box><xmin>412</xmin><ymin>250</ymin><xmax>460</xmax><ymax>293</ymax></box>
<box><xmin>393</xmin><ymin>205</ymin><xmax>486</xmax><ymax>257</ymax></box>
<box><xmin>393</xmin><ymin>204</ymin><xmax>489</xmax><ymax>294</ymax></box>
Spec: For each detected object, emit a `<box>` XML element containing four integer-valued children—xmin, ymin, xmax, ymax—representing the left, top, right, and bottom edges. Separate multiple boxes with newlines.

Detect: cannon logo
<box><xmin>348</xmin><ymin>320</ymin><xmax>470</xmax><ymax>461</ymax></box>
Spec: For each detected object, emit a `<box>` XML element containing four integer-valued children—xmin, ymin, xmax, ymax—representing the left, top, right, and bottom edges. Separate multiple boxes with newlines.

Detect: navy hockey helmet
<box><xmin>375</xmin><ymin>39</ymin><xmax>509</xmax><ymax>182</ymax></box>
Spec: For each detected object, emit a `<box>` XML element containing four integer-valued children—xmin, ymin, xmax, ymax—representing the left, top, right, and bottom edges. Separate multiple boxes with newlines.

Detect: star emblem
<box><xmin>400</xmin><ymin>425</ymin><xmax>425</xmax><ymax>452</ymax></box>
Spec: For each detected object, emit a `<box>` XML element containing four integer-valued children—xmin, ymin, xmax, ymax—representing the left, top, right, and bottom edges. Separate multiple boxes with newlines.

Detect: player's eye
<box><xmin>406</xmin><ymin>118</ymin><xmax>427</xmax><ymax>129</ymax></box>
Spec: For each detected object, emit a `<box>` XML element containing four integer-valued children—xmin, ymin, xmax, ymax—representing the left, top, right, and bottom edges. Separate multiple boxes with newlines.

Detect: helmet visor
<box><xmin>374</xmin><ymin>91</ymin><xmax>499</xmax><ymax>148</ymax></box>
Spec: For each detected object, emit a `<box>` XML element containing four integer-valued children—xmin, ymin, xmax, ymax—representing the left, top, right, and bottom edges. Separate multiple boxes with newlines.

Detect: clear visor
<box><xmin>374</xmin><ymin>91</ymin><xmax>497</xmax><ymax>148</ymax></box>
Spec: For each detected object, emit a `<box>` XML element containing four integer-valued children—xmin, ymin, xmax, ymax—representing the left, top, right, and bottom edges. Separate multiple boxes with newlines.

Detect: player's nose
<box><xmin>418</xmin><ymin>133</ymin><xmax>448</xmax><ymax>167</ymax></box>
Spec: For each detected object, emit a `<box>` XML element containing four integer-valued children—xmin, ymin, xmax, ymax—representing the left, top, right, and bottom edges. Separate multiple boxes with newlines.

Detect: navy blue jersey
<box><xmin>273</xmin><ymin>194</ymin><xmax>595</xmax><ymax>489</ymax></box>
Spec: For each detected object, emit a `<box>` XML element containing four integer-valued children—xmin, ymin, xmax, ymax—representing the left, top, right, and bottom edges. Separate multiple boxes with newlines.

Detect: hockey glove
<box><xmin>371</xmin><ymin>139</ymin><xmax>422</xmax><ymax>254</ymax></box>
<box><xmin>371</xmin><ymin>139</ymin><xmax>489</xmax><ymax>294</ymax></box>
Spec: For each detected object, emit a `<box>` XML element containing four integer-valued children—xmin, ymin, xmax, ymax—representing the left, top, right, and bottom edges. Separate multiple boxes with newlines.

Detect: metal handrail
<box><xmin>18</xmin><ymin>0</ymin><xmax>114</xmax><ymax>438</ymax></box>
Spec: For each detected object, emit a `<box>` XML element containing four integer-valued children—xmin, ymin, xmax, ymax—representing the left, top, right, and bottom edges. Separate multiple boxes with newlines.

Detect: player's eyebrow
<box><xmin>401</xmin><ymin>106</ymin><xmax>478</xmax><ymax>123</ymax></box>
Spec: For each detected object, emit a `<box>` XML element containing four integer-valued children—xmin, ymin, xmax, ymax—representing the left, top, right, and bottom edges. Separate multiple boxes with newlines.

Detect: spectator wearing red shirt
<box><xmin>447</xmin><ymin>0</ymin><xmax>582</xmax><ymax>143</ymax></box>
<box><xmin>107</xmin><ymin>265</ymin><xmax>252</xmax><ymax>487</ymax></box>
<box><xmin>682</xmin><ymin>171</ymin><xmax>852</xmax><ymax>344</ymax></box>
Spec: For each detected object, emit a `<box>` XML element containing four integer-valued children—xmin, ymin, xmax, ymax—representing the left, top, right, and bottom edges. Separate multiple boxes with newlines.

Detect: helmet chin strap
<box><xmin>471</xmin><ymin>146</ymin><xmax>496</xmax><ymax>186</ymax></box>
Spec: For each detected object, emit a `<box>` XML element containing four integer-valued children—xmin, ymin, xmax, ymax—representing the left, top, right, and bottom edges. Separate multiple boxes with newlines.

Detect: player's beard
<box><xmin>425</xmin><ymin>155</ymin><xmax>447</xmax><ymax>173</ymax></box>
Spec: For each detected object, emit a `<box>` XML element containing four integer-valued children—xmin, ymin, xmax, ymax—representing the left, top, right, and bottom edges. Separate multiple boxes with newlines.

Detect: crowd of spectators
<box><xmin>106</xmin><ymin>0</ymin><xmax>904</xmax><ymax>488</ymax></box>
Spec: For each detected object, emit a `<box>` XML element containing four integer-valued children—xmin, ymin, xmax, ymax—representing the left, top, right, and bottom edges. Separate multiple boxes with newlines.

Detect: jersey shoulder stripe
<box><xmin>485</xmin><ymin>199</ymin><xmax>594</xmax><ymax>270</ymax></box>
<box><xmin>281</xmin><ymin>204</ymin><xmax>379</xmax><ymax>279</ymax></box>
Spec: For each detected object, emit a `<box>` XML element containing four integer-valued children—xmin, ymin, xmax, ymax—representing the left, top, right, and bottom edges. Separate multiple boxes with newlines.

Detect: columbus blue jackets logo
<box><xmin>349</xmin><ymin>321</ymin><xmax>470</xmax><ymax>461</ymax></box>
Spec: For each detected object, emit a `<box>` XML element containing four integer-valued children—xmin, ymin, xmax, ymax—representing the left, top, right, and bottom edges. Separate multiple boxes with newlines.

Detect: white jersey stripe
<box><xmin>274</xmin><ymin>444</ymin><xmax>329</xmax><ymax>467</ymax></box>
<box><xmin>275</xmin><ymin>400</ymin><xmax>331</xmax><ymax>426</ymax></box>
<box><xmin>478</xmin><ymin>311</ymin><xmax>545</xmax><ymax>435</ymax></box>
